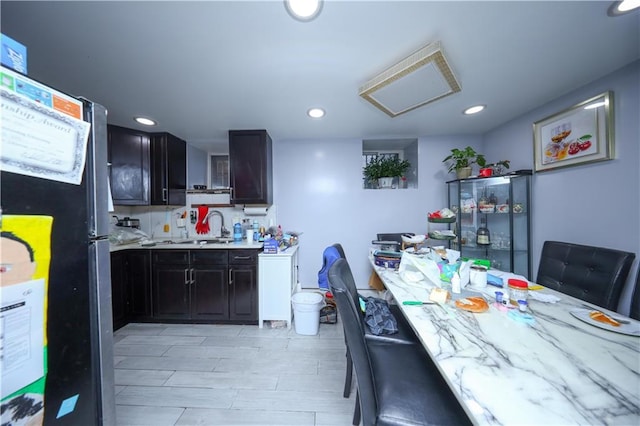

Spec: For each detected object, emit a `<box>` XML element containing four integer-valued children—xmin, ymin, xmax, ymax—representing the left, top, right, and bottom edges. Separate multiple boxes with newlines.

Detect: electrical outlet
<box><xmin>190</xmin><ymin>211</ymin><xmax>197</xmax><ymax>224</ymax></box>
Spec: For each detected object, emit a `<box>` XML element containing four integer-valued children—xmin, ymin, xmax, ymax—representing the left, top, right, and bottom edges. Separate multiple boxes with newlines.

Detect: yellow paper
<box><xmin>1</xmin><ymin>215</ymin><xmax>52</xmax><ymax>426</ymax></box>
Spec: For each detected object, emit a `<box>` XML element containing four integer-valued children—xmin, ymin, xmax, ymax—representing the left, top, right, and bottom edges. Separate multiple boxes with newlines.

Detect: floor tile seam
<box><xmin>119</xmin><ymin>384</ymin><xmax>242</xmax><ymax>396</ymax></box>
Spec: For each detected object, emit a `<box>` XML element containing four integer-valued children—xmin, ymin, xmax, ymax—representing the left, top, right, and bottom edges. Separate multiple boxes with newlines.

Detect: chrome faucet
<box><xmin>206</xmin><ymin>210</ymin><xmax>229</xmax><ymax>237</ymax></box>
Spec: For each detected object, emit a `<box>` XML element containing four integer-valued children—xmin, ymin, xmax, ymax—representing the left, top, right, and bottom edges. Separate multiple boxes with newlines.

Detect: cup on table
<box><xmin>245</xmin><ymin>229</ymin><xmax>254</xmax><ymax>244</ymax></box>
<box><xmin>470</xmin><ymin>265</ymin><xmax>488</xmax><ymax>288</ymax></box>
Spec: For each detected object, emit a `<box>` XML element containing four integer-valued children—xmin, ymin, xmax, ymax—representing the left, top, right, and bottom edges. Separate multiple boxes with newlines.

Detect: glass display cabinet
<box><xmin>447</xmin><ymin>172</ymin><xmax>532</xmax><ymax>279</ymax></box>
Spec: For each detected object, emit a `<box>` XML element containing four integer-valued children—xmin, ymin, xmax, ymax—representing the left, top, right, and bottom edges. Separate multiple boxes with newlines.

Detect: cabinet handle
<box><xmin>162</xmin><ymin>188</ymin><xmax>168</xmax><ymax>202</ymax></box>
<box><xmin>228</xmin><ymin>268</ymin><xmax>233</xmax><ymax>285</ymax></box>
<box><xmin>184</xmin><ymin>268</ymin><xmax>189</xmax><ymax>285</ymax></box>
<box><xmin>190</xmin><ymin>268</ymin><xmax>194</xmax><ymax>284</ymax></box>
<box><xmin>233</xmin><ymin>256</ymin><xmax>251</xmax><ymax>261</ymax></box>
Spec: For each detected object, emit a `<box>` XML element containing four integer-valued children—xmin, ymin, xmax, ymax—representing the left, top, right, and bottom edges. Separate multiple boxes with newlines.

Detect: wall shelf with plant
<box><xmin>363</xmin><ymin>155</ymin><xmax>411</xmax><ymax>189</ymax></box>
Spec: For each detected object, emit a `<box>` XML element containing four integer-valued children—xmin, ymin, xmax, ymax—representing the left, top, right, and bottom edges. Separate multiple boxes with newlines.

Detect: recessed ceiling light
<box><xmin>307</xmin><ymin>107</ymin><xmax>325</xmax><ymax>118</ymax></box>
<box><xmin>134</xmin><ymin>117</ymin><xmax>157</xmax><ymax>126</ymax></box>
<box><xmin>463</xmin><ymin>105</ymin><xmax>485</xmax><ymax>115</ymax></box>
<box><xmin>284</xmin><ymin>0</ymin><xmax>323</xmax><ymax>22</ymax></box>
<box><xmin>608</xmin><ymin>0</ymin><xmax>640</xmax><ymax>16</ymax></box>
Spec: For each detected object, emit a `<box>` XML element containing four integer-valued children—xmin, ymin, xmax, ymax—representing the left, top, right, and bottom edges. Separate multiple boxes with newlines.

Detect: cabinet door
<box><xmin>152</xmin><ymin>263</ymin><xmax>190</xmax><ymax>320</ymax></box>
<box><xmin>229</xmin><ymin>264</ymin><xmax>257</xmax><ymax>322</ymax></box>
<box><xmin>191</xmin><ymin>265</ymin><xmax>229</xmax><ymax>320</ymax></box>
<box><xmin>110</xmin><ymin>252</ymin><xmax>127</xmax><ymax>330</ymax></box>
<box><xmin>229</xmin><ymin>130</ymin><xmax>272</xmax><ymax>205</ymax></box>
<box><xmin>150</xmin><ymin>132</ymin><xmax>186</xmax><ymax>206</ymax></box>
<box><xmin>108</xmin><ymin>125</ymin><xmax>150</xmax><ymax>205</ymax></box>
<box><xmin>125</xmin><ymin>250</ymin><xmax>152</xmax><ymax>319</ymax></box>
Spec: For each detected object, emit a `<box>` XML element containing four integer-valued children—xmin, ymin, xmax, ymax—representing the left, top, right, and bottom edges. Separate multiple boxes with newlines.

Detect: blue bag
<box><xmin>318</xmin><ymin>246</ymin><xmax>341</xmax><ymax>290</ymax></box>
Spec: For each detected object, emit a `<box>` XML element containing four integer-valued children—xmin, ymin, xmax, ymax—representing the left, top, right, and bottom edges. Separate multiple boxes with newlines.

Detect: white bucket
<box><xmin>291</xmin><ymin>292</ymin><xmax>325</xmax><ymax>335</ymax></box>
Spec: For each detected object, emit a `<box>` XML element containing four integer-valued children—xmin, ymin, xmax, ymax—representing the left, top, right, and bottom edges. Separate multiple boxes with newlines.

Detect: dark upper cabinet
<box><xmin>108</xmin><ymin>125</ymin><xmax>150</xmax><ymax>205</ymax></box>
<box><xmin>151</xmin><ymin>132</ymin><xmax>187</xmax><ymax>206</ymax></box>
<box><xmin>229</xmin><ymin>130</ymin><xmax>273</xmax><ymax>205</ymax></box>
<box><xmin>108</xmin><ymin>125</ymin><xmax>186</xmax><ymax>206</ymax></box>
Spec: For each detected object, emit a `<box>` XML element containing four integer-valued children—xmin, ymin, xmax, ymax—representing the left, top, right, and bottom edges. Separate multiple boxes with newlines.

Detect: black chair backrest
<box><xmin>629</xmin><ymin>268</ymin><xmax>640</xmax><ymax>321</ymax></box>
<box><xmin>331</xmin><ymin>243</ymin><xmax>346</xmax><ymax>260</ymax></box>
<box><xmin>537</xmin><ymin>241</ymin><xmax>635</xmax><ymax>310</ymax></box>
<box><xmin>328</xmin><ymin>258</ymin><xmax>377</xmax><ymax>423</ymax></box>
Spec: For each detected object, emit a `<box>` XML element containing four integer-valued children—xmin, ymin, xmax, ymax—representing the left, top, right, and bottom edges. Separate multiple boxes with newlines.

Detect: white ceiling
<box><xmin>2</xmin><ymin>1</ymin><xmax>638</xmax><ymax>152</ymax></box>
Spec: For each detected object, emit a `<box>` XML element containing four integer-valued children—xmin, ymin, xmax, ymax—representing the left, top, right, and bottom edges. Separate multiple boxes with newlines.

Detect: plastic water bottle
<box><xmin>233</xmin><ymin>222</ymin><xmax>242</xmax><ymax>242</ymax></box>
<box><xmin>252</xmin><ymin>220</ymin><xmax>259</xmax><ymax>241</ymax></box>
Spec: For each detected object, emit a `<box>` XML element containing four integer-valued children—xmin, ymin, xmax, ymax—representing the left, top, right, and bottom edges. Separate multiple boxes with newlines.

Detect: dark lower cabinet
<box><xmin>110</xmin><ymin>252</ymin><xmax>127</xmax><ymax>330</ymax></box>
<box><xmin>190</xmin><ymin>250</ymin><xmax>229</xmax><ymax>321</ymax></box>
<box><xmin>229</xmin><ymin>250</ymin><xmax>258</xmax><ymax>323</ymax></box>
<box><xmin>111</xmin><ymin>250</ymin><xmax>151</xmax><ymax>330</ymax></box>
<box><xmin>152</xmin><ymin>250</ymin><xmax>190</xmax><ymax>320</ymax></box>
<box><xmin>191</xmin><ymin>265</ymin><xmax>228</xmax><ymax>320</ymax></box>
<box><xmin>150</xmin><ymin>249</ymin><xmax>256</xmax><ymax>323</ymax></box>
<box><xmin>127</xmin><ymin>250</ymin><xmax>152</xmax><ymax>320</ymax></box>
<box><xmin>113</xmin><ymin>248</ymin><xmax>257</xmax><ymax>325</ymax></box>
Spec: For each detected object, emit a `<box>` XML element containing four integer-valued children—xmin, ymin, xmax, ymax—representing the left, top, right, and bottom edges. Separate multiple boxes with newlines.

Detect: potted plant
<box><xmin>488</xmin><ymin>160</ymin><xmax>510</xmax><ymax>175</ymax></box>
<box><xmin>443</xmin><ymin>146</ymin><xmax>486</xmax><ymax>179</ymax></box>
<box><xmin>363</xmin><ymin>156</ymin><xmax>411</xmax><ymax>188</ymax></box>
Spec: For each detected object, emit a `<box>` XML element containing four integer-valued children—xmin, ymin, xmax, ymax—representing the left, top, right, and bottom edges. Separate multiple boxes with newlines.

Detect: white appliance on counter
<box><xmin>258</xmin><ymin>245</ymin><xmax>299</xmax><ymax>329</ymax></box>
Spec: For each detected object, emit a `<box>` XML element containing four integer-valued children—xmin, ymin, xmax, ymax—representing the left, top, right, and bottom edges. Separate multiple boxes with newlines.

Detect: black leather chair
<box><xmin>537</xmin><ymin>241</ymin><xmax>635</xmax><ymax>311</ymax></box>
<box><xmin>330</xmin><ymin>243</ymin><xmax>419</xmax><ymax>399</ymax></box>
<box><xmin>629</xmin><ymin>268</ymin><xmax>640</xmax><ymax>321</ymax></box>
<box><xmin>329</xmin><ymin>258</ymin><xmax>471</xmax><ymax>426</ymax></box>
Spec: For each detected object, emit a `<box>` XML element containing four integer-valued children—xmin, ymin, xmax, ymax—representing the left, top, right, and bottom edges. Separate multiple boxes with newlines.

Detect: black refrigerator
<box><xmin>0</xmin><ymin>65</ymin><xmax>115</xmax><ymax>425</ymax></box>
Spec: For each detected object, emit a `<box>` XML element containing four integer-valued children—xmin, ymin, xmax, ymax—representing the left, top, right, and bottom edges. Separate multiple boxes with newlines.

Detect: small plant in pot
<box><xmin>489</xmin><ymin>160</ymin><xmax>511</xmax><ymax>176</ymax></box>
<box><xmin>443</xmin><ymin>146</ymin><xmax>486</xmax><ymax>179</ymax></box>
<box><xmin>363</xmin><ymin>156</ymin><xmax>411</xmax><ymax>188</ymax></box>
<box><xmin>479</xmin><ymin>160</ymin><xmax>511</xmax><ymax>177</ymax></box>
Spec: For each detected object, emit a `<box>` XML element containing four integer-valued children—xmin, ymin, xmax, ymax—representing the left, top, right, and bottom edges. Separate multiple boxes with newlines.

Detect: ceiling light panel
<box><xmin>359</xmin><ymin>41</ymin><xmax>461</xmax><ymax>117</ymax></box>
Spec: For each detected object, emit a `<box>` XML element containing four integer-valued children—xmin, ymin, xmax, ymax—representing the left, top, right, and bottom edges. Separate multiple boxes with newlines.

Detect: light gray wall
<box><xmin>273</xmin><ymin>135</ymin><xmax>482</xmax><ymax>291</ymax></box>
<box><xmin>483</xmin><ymin>60</ymin><xmax>640</xmax><ymax>315</ymax></box>
<box><xmin>187</xmin><ymin>144</ymin><xmax>207</xmax><ymax>189</ymax></box>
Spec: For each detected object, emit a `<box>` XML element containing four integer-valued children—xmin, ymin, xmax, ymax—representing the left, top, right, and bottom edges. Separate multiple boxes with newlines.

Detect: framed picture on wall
<box><xmin>533</xmin><ymin>91</ymin><xmax>614</xmax><ymax>172</ymax></box>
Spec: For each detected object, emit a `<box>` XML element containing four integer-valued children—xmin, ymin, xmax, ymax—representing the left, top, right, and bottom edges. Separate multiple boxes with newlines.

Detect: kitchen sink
<box><xmin>173</xmin><ymin>238</ymin><xmax>232</xmax><ymax>245</ymax></box>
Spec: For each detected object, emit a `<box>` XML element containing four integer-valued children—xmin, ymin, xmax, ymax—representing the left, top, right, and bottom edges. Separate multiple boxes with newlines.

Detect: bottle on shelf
<box><xmin>489</xmin><ymin>191</ymin><xmax>498</xmax><ymax>205</ymax></box>
<box><xmin>476</xmin><ymin>217</ymin><xmax>491</xmax><ymax>246</ymax></box>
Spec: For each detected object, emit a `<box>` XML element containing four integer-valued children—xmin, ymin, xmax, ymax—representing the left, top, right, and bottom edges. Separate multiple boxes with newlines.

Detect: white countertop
<box><xmin>110</xmin><ymin>239</ymin><xmax>263</xmax><ymax>252</ymax></box>
<box><xmin>370</xmin><ymin>256</ymin><xmax>640</xmax><ymax>425</ymax></box>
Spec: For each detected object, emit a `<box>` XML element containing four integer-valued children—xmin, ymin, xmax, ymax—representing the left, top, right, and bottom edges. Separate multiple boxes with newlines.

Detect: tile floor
<box><xmin>114</xmin><ymin>320</ymin><xmax>356</xmax><ymax>425</ymax></box>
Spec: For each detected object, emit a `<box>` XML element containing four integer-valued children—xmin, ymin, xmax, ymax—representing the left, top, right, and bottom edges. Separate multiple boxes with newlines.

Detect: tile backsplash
<box><xmin>111</xmin><ymin>200</ymin><xmax>277</xmax><ymax>241</ymax></box>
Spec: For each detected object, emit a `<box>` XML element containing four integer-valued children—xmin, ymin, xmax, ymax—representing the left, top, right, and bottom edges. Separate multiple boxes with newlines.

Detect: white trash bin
<box><xmin>291</xmin><ymin>292</ymin><xmax>325</xmax><ymax>335</ymax></box>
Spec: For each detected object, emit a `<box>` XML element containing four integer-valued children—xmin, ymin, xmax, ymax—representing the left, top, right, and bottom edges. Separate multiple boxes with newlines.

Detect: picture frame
<box><xmin>533</xmin><ymin>91</ymin><xmax>614</xmax><ymax>172</ymax></box>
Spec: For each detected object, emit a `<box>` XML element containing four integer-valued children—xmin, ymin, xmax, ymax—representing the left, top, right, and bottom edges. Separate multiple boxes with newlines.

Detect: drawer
<box><xmin>152</xmin><ymin>250</ymin><xmax>189</xmax><ymax>265</ymax></box>
<box><xmin>191</xmin><ymin>250</ymin><xmax>228</xmax><ymax>265</ymax></box>
<box><xmin>229</xmin><ymin>249</ymin><xmax>259</xmax><ymax>265</ymax></box>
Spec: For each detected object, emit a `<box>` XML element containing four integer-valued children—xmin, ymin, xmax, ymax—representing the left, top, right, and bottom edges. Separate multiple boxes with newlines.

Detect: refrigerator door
<box><xmin>1</xmin><ymin>71</ymin><xmax>114</xmax><ymax>425</ymax></box>
<box><xmin>84</xmin><ymin>100</ymin><xmax>116</xmax><ymax>426</ymax></box>
<box><xmin>84</xmin><ymin>100</ymin><xmax>111</xmax><ymax>238</ymax></box>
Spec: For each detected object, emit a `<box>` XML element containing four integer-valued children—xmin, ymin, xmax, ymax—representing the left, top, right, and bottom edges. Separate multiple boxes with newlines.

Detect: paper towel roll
<box><xmin>243</xmin><ymin>206</ymin><xmax>269</xmax><ymax>216</ymax></box>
